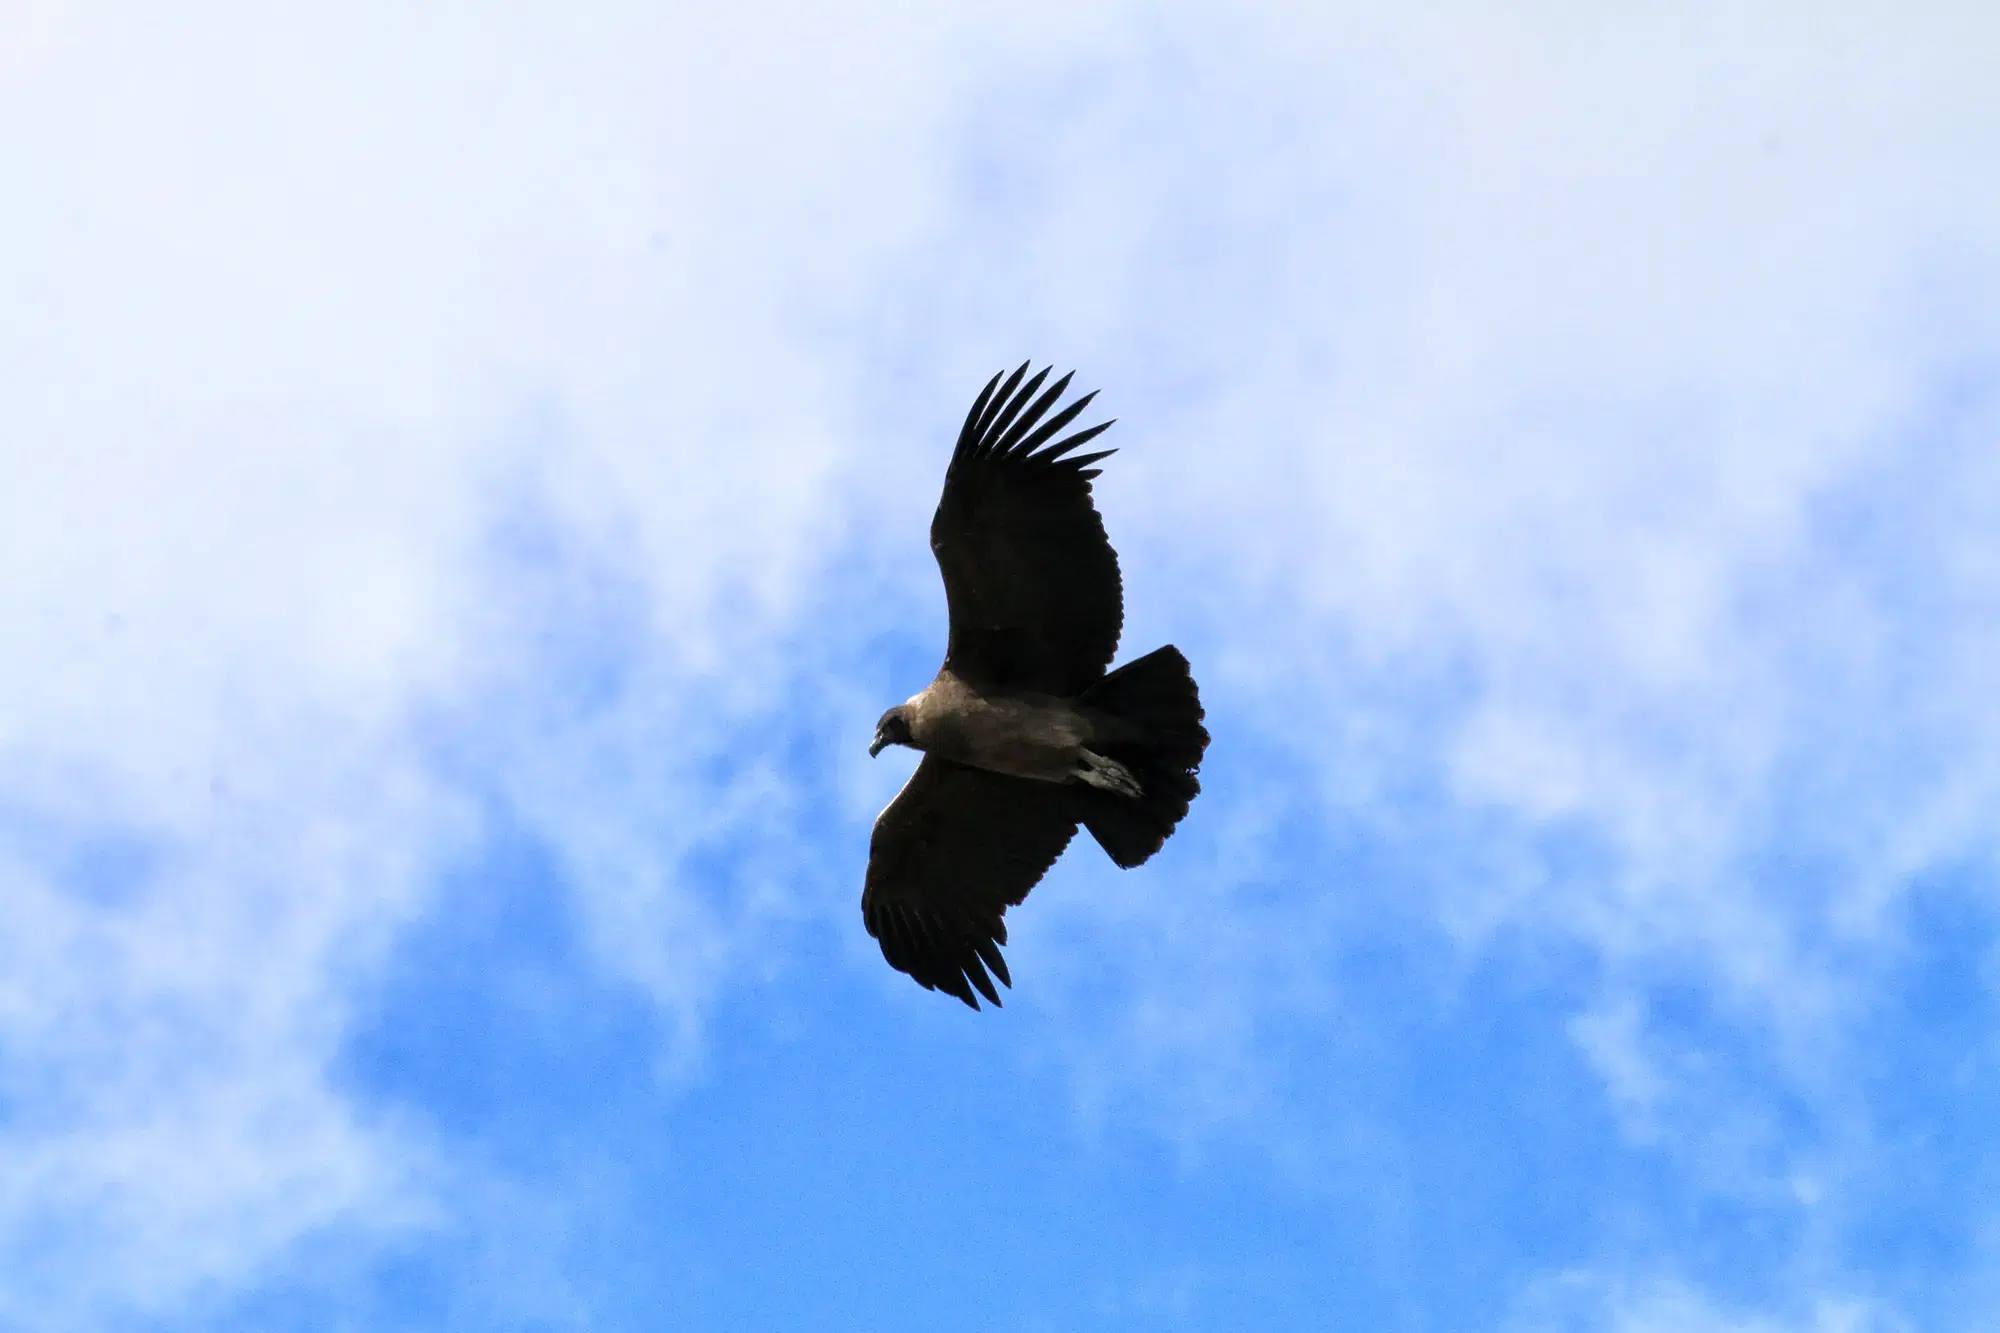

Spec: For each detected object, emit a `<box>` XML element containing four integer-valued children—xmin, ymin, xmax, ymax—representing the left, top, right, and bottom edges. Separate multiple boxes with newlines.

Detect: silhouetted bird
<box><xmin>864</xmin><ymin>364</ymin><xmax>1209</xmax><ymax>1009</ymax></box>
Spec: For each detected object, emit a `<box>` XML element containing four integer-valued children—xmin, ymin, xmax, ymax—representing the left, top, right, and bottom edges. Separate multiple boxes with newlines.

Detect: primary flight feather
<box><xmin>864</xmin><ymin>364</ymin><xmax>1210</xmax><ymax>1009</ymax></box>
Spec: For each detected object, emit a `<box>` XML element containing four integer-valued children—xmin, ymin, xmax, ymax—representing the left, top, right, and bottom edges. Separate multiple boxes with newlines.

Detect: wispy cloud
<box><xmin>6</xmin><ymin>1</ymin><xmax>2000</xmax><ymax>1324</ymax></box>
<box><xmin>867</xmin><ymin>0</ymin><xmax>2000</xmax><ymax>1129</ymax></box>
<box><xmin>1509</xmin><ymin>1272</ymin><xmax>1909</xmax><ymax>1333</ymax></box>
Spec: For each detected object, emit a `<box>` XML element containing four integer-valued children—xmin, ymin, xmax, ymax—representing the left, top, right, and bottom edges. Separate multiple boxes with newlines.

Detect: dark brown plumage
<box><xmin>933</xmin><ymin>364</ymin><xmax>1122</xmax><ymax>695</ymax></box>
<box><xmin>863</xmin><ymin>364</ymin><xmax>1209</xmax><ymax>1009</ymax></box>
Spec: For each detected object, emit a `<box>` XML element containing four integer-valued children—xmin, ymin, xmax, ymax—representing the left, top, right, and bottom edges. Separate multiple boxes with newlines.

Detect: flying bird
<box><xmin>864</xmin><ymin>363</ymin><xmax>1209</xmax><ymax>1009</ymax></box>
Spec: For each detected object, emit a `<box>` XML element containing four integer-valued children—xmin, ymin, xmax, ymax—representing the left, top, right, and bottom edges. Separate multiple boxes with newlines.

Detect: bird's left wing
<box><xmin>931</xmin><ymin>364</ymin><xmax>1122</xmax><ymax>695</ymax></box>
<box><xmin>862</xmin><ymin>755</ymin><xmax>1078</xmax><ymax>1009</ymax></box>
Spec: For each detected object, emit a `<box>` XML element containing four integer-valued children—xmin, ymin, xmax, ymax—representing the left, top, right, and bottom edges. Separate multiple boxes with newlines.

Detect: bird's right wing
<box><xmin>862</xmin><ymin>755</ymin><xmax>1078</xmax><ymax>1009</ymax></box>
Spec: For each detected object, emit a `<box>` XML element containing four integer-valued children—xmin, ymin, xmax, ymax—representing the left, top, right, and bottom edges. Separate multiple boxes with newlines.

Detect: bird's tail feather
<box><xmin>1077</xmin><ymin>645</ymin><xmax>1208</xmax><ymax>868</ymax></box>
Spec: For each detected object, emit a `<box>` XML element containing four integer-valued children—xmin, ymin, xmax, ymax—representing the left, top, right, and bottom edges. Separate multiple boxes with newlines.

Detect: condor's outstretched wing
<box><xmin>862</xmin><ymin>755</ymin><xmax>1078</xmax><ymax>1009</ymax></box>
<box><xmin>931</xmin><ymin>364</ymin><xmax>1122</xmax><ymax>696</ymax></box>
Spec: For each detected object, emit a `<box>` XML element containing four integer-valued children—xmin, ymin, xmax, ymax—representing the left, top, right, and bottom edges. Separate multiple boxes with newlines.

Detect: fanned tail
<box><xmin>1076</xmin><ymin>645</ymin><xmax>1208</xmax><ymax>868</ymax></box>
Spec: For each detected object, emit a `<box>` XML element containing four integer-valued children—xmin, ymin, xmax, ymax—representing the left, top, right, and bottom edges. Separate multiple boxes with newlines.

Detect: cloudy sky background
<box><xmin>5</xmin><ymin>3</ymin><xmax>2000</xmax><ymax>1328</ymax></box>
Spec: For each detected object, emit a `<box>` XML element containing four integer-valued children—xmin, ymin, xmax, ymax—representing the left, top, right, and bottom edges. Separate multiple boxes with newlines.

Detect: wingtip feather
<box><xmin>967</xmin><ymin>959</ymin><xmax>1002</xmax><ymax>1007</ymax></box>
<box><xmin>952</xmin><ymin>365</ymin><xmax>1117</xmax><ymax>481</ymax></box>
<box><xmin>972</xmin><ymin>362</ymin><xmax>1032</xmax><ymax>447</ymax></box>
<box><xmin>972</xmin><ymin>933</ymin><xmax>1012</xmax><ymax>989</ymax></box>
<box><xmin>1046</xmin><ymin>420</ymin><xmax>1114</xmax><ymax>459</ymax></box>
<box><xmin>1017</xmin><ymin>391</ymin><xmax>1104</xmax><ymax>460</ymax></box>
<box><xmin>947</xmin><ymin>971</ymin><xmax>981</xmax><ymax>1008</ymax></box>
<box><xmin>955</xmin><ymin>371</ymin><xmax>1005</xmax><ymax>454</ymax></box>
<box><xmin>995</xmin><ymin>370</ymin><xmax>1076</xmax><ymax>456</ymax></box>
<box><xmin>980</xmin><ymin>366</ymin><xmax>1051</xmax><ymax>455</ymax></box>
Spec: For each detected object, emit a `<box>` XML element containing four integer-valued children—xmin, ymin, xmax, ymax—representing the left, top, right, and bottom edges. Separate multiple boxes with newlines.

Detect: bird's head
<box><xmin>869</xmin><ymin>706</ymin><xmax>915</xmax><ymax>758</ymax></box>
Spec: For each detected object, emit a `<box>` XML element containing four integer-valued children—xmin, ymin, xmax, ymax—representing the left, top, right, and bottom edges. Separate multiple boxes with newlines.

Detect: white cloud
<box><xmin>0</xmin><ymin>0</ymin><xmax>1055</xmax><ymax>1317</ymax></box>
<box><xmin>1509</xmin><ymin>1273</ymin><xmax>1913</xmax><ymax>1333</ymax></box>
<box><xmin>7</xmin><ymin>0</ymin><xmax>2000</xmax><ymax>1318</ymax></box>
<box><xmin>859</xmin><ymin>3</ymin><xmax>2000</xmax><ymax>1165</ymax></box>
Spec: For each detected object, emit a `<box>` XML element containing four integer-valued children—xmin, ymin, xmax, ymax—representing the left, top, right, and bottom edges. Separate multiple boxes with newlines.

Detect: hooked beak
<box><xmin>868</xmin><ymin>731</ymin><xmax>888</xmax><ymax>758</ymax></box>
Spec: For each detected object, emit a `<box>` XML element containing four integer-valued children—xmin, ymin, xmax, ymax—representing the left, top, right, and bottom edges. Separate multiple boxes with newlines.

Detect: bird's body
<box><xmin>864</xmin><ymin>363</ymin><xmax>1208</xmax><ymax>1009</ymax></box>
<box><xmin>901</xmin><ymin>674</ymin><xmax>1089</xmax><ymax>781</ymax></box>
<box><xmin>894</xmin><ymin>672</ymin><xmax>1142</xmax><ymax>787</ymax></box>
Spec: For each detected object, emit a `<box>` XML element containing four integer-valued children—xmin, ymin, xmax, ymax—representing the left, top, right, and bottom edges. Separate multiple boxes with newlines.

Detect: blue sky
<box><xmin>5</xmin><ymin>4</ymin><xmax>2000</xmax><ymax>1329</ymax></box>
